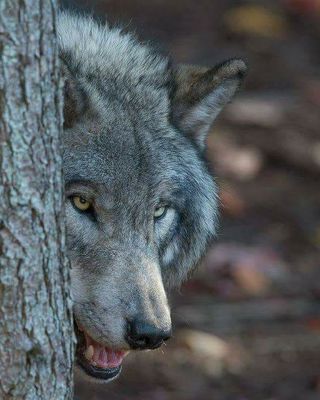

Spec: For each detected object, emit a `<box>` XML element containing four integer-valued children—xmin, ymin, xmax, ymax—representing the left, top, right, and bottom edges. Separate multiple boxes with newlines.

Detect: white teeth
<box><xmin>84</xmin><ymin>345</ymin><xmax>94</xmax><ymax>361</ymax></box>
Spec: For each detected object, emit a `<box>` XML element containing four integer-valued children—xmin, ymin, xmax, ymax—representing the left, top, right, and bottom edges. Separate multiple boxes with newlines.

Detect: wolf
<box><xmin>58</xmin><ymin>12</ymin><xmax>246</xmax><ymax>383</ymax></box>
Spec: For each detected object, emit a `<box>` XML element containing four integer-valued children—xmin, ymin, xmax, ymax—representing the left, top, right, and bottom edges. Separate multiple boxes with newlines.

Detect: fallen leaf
<box><xmin>176</xmin><ymin>329</ymin><xmax>246</xmax><ymax>376</ymax></box>
<box><xmin>284</xmin><ymin>0</ymin><xmax>320</xmax><ymax>14</ymax></box>
<box><xmin>224</xmin><ymin>5</ymin><xmax>288</xmax><ymax>38</ymax></box>
<box><xmin>203</xmin><ymin>243</ymin><xmax>288</xmax><ymax>297</ymax></box>
<box><xmin>208</xmin><ymin>137</ymin><xmax>263</xmax><ymax>181</ymax></box>
<box><xmin>233</xmin><ymin>262</ymin><xmax>270</xmax><ymax>296</ymax></box>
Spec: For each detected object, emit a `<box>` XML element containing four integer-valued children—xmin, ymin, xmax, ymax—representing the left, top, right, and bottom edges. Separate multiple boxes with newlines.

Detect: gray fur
<box><xmin>58</xmin><ymin>11</ymin><xmax>246</xmax><ymax>377</ymax></box>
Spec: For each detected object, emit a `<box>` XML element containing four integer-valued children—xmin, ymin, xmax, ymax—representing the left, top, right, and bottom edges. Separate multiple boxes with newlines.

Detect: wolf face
<box><xmin>58</xmin><ymin>12</ymin><xmax>246</xmax><ymax>382</ymax></box>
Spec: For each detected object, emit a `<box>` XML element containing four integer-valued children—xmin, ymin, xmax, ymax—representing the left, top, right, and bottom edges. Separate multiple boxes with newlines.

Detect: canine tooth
<box><xmin>84</xmin><ymin>345</ymin><xmax>94</xmax><ymax>361</ymax></box>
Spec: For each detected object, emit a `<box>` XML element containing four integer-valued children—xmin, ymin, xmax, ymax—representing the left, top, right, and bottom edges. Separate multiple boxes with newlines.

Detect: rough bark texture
<box><xmin>0</xmin><ymin>1</ymin><xmax>74</xmax><ymax>399</ymax></box>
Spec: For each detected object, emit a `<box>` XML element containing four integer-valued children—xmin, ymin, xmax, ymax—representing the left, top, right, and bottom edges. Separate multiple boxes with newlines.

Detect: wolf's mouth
<box><xmin>75</xmin><ymin>324</ymin><xmax>129</xmax><ymax>381</ymax></box>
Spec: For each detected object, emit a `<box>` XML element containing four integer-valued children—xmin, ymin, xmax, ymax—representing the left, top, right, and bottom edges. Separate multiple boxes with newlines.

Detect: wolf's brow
<box><xmin>65</xmin><ymin>179</ymin><xmax>100</xmax><ymax>194</ymax></box>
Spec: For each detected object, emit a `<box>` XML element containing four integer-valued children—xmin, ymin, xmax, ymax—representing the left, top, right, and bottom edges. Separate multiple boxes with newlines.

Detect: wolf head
<box><xmin>58</xmin><ymin>13</ymin><xmax>246</xmax><ymax>382</ymax></box>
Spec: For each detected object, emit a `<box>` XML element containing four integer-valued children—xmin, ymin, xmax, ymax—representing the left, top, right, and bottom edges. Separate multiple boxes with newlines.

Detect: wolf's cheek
<box><xmin>70</xmin><ymin>263</ymin><xmax>88</xmax><ymax>304</ymax></box>
<box><xmin>65</xmin><ymin>201</ymin><xmax>100</xmax><ymax>258</ymax></box>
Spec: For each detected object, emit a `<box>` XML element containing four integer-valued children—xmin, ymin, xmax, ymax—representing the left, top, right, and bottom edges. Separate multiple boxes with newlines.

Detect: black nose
<box><xmin>126</xmin><ymin>319</ymin><xmax>171</xmax><ymax>350</ymax></box>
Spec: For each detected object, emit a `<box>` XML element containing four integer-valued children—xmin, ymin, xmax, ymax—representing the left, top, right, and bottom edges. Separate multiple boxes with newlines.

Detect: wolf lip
<box><xmin>76</xmin><ymin>326</ymin><xmax>128</xmax><ymax>381</ymax></box>
<box><xmin>78</xmin><ymin>356</ymin><xmax>122</xmax><ymax>381</ymax></box>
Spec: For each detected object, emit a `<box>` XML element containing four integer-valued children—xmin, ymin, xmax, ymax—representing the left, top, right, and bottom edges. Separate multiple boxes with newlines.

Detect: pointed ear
<box><xmin>170</xmin><ymin>58</ymin><xmax>247</xmax><ymax>149</ymax></box>
<box><xmin>62</xmin><ymin>63</ymin><xmax>88</xmax><ymax>129</ymax></box>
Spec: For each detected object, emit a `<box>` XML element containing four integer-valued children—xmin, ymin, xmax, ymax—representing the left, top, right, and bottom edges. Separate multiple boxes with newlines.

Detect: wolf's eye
<box><xmin>154</xmin><ymin>206</ymin><xmax>167</xmax><ymax>220</ymax></box>
<box><xmin>71</xmin><ymin>196</ymin><xmax>91</xmax><ymax>211</ymax></box>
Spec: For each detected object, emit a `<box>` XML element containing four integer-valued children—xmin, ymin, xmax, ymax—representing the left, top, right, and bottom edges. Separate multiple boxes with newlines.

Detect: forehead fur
<box><xmin>57</xmin><ymin>12</ymin><xmax>171</xmax><ymax>95</ymax></box>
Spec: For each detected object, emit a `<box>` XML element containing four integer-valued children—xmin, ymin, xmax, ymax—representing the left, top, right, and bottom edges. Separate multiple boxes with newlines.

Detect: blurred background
<box><xmin>62</xmin><ymin>1</ymin><xmax>320</xmax><ymax>399</ymax></box>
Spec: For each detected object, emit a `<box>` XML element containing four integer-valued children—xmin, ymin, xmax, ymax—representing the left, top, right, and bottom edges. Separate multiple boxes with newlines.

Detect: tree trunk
<box><xmin>0</xmin><ymin>1</ymin><xmax>74</xmax><ymax>399</ymax></box>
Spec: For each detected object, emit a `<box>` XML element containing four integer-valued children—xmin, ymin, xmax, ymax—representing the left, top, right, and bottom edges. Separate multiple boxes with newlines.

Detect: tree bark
<box><xmin>0</xmin><ymin>1</ymin><xmax>74</xmax><ymax>399</ymax></box>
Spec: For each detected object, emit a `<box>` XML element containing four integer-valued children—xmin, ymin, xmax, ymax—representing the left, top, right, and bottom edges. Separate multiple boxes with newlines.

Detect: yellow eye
<box><xmin>72</xmin><ymin>196</ymin><xmax>91</xmax><ymax>211</ymax></box>
<box><xmin>154</xmin><ymin>206</ymin><xmax>167</xmax><ymax>219</ymax></box>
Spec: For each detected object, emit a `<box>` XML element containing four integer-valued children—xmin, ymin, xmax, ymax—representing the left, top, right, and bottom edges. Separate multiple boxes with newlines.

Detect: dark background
<box><xmin>62</xmin><ymin>1</ymin><xmax>320</xmax><ymax>399</ymax></box>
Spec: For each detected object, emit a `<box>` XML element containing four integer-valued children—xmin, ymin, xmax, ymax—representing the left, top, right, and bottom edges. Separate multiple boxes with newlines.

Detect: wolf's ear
<box><xmin>171</xmin><ymin>58</ymin><xmax>247</xmax><ymax>149</ymax></box>
<box><xmin>62</xmin><ymin>63</ymin><xmax>87</xmax><ymax>129</ymax></box>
